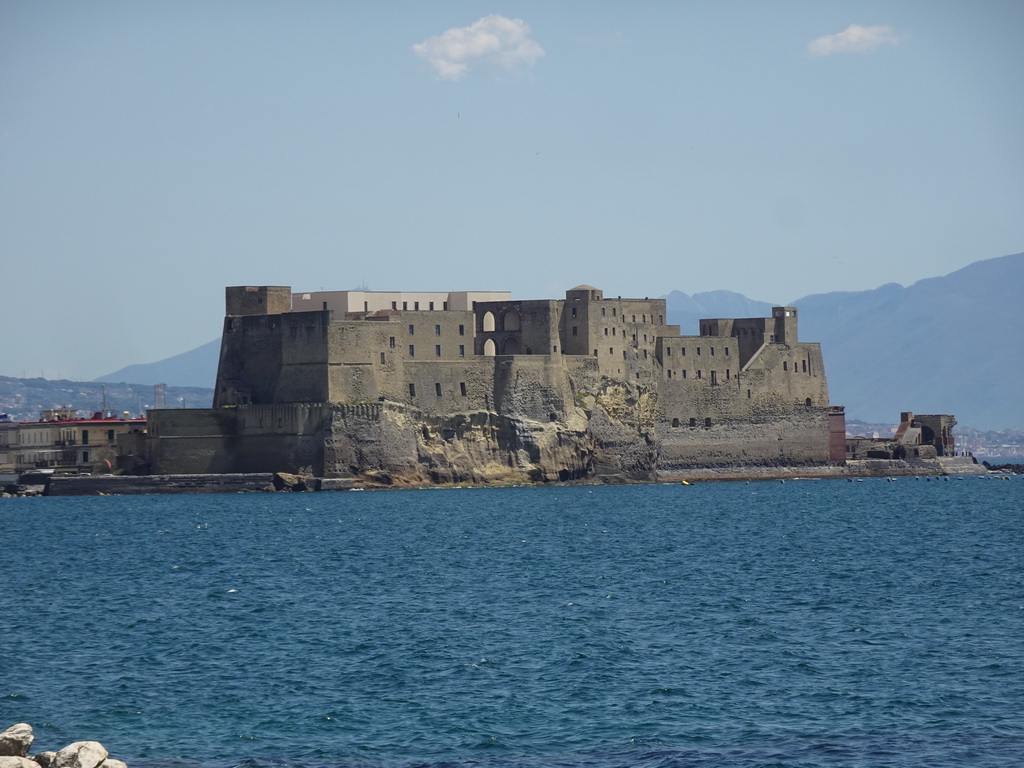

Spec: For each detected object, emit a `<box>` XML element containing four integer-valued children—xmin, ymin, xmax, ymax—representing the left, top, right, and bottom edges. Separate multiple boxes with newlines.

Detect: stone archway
<box><xmin>502</xmin><ymin>310</ymin><xmax>521</xmax><ymax>331</ymax></box>
<box><xmin>502</xmin><ymin>337</ymin><xmax>521</xmax><ymax>355</ymax></box>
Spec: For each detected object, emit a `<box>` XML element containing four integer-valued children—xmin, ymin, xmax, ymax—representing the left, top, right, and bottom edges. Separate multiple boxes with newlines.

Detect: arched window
<box><xmin>482</xmin><ymin>312</ymin><xmax>496</xmax><ymax>332</ymax></box>
<box><xmin>805</xmin><ymin>398</ymin><xmax>813</xmax><ymax>407</ymax></box>
<box><xmin>483</xmin><ymin>338</ymin><xmax>496</xmax><ymax>356</ymax></box>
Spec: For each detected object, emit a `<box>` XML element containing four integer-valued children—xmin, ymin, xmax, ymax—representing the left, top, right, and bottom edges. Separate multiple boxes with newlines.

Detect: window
<box><xmin>704</xmin><ymin>417</ymin><xmax>712</xmax><ymax>428</ymax></box>
<box><xmin>806</xmin><ymin>398</ymin><xmax>813</xmax><ymax>406</ymax></box>
<box><xmin>82</xmin><ymin>430</ymin><xmax>89</xmax><ymax>445</ymax></box>
<box><xmin>593</xmin><ymin>349</ymin><xmax>598</xmax><ymax>357</ymax></box>
<box><xmin>408</xmin><ymin>324</ymin><xmax>415</xmax><ymax>335</ymax></box>
<box><xmin>697</xmin><ymin>347</ymin><xmax>701</xmax><ymax>356</ymax></box>
<box><xmin>783</xmin><ymin>361</ymin><xmax>788</xmax><ymax>371</ymax></box>
<box><xmin>429</xmin><ymin>301</ymin><xmax>434</xmax><ymax>310</ymax></box>
<box><xmin>643</xmin><ymin>349</ymin><xmax>648</xmax><ymax>359</ymax></box>
<box><xmin>696</xmin><ymin>370</ymin><xmax>702</xmax><ymax>379</ymax></box>
<box><xmin>802</xmin><ymin>360</ymin><xmax>808</xmax><ymax>373</ymax></box>
<box><xmin>747</xmin><ymin>389</ymin><xmax>752</xmax><ymax>398</ymax></box>
<box><xmin>435</xmin><ymin>345</ymin><xmax>441</xmax><ymax>357</ymax></box>
<box><xmin>689</xmin><ymin>418</ymin><xmax>697</xmax><ymax>428</ymax></box>
<box><xmin>681</xmin><ymin>347</ymin><xmax>686</xmax><ymax>356</ymax></box>
<box><xmin>632</xmin><ymin>315</ymin><xmax>636</xmax><ymax>323</ymax></box>
<box><xmin>403</xmin><ymin>301</ymin><xmax>408</xmax><ymax>310</ymax></box>
<box><xmin>667</xmin><ymin>370</ymin><xmax>672</xmax><ymax>379</ymax></box>
<box><xmin>667</xmin><ymin>347</ymin><xmax>672</xmax><ymax>355</ymax></box>
<box><xmin>435</xmin><ymin>382</ymin><xmax>442</xmax><ymax>396</ymax></box>
<box><xmin>672</xmin><ymin>418</ymin><xmax>680</xmax><ymax>427</ymax></box>
<box><xmin>459</xmin><ymin>344</ymin><xmax>465</xmax><ymax>357</ymax></box>
<box><xmin>460</xmin><ymin>382</ymin><xmax>467</xmax><ymax>396</ymax></box>
<box><xmin>612</xmin><ymin>308</ymin><xmax>616</xmax><ymax>316</ymax></box>
<box><xmin>82</xmin><ymin>451</ymin><xmax>90</xmax><ymax>463</ymax></box>
<box><xmin>443</xmin><ymin>301</ymin><xmax>449</xmax><ymax>310</ymax></box>
<box><xmin>710</xmin><ymin>347</ymin><xmax>715</xmax><ymax>356</ymax></box>
<box><xmin>572</xmin><ymin>326</ymin><xmax>578</xmax><ymax>336</ymax></box>
<box><xmin>391</xmin><ymin>301</ymin><xmax>397</xmax><ymax>310</ymax></box>
<box><xmin>601</xmin><ymin>307</ymin><xmax>606</xmax><ymax>316</ymax></box>
<box><xmin>459</xmin><ymin>324</ymin><xmax>465</xmax><ymax>336</ymax></box>
<box><xmin>725</xmin><ymin>347</ymin><xmax>730</xmax><ymax>357</ymax></box>
<box><xmin>107</xmin><ymin>429</ymin><xmax>115</xmax><ymax>442</ymax></box>
<box><xmin>682</xmin><ymin>370</ymin><xmax>687</xmax><ymax>378</ymax></box>
<box><xmin>642</xmin><ymin>314</ymin><xmax>646</xmax><ymax>323</ymax></box>
<box><xmin>726</xmin><ymin>369</ymin><xmax>731</xmax><ymax>380</ymax></box>
<box><xmin>380</xmin><ymin>352</ymin><xmax>385</xmax><ymax>364</ymax></box>
<box><xmin>571</xmin><ymin>307</ymin><xmax>577</xmax><ymax>318</ymax></box>
<box><xmin>408</xmin><ymin>344</ymin><xmax>414</xmax><ymax>357</ymax></box>
<box><xmin>604</xmin><ymin>328</ymin><xmax>609</xmax><ymax>336</ymax></box>
<box><xmin>610</xmin><ymin>347</ymin><xmax>614</xmax><ymax>355</ymax></box>
<box><xmin>389</xmin><ymin>336</ymin><xmax>396</xmax><ymax>348</ymax></box>
<box><xmin>711</xmin><ymin>371</ymin><xmax>717</xmax><ymax>385</ymax></box>
<box><xmin>435</xmin><ymin>324</ymin><xmax>441</xmax><ymax>335</ymax></box>
<box><xmin>409</xmin><ymin>383</ymin><xmax>416</xmax><ymax>397</ymax></box>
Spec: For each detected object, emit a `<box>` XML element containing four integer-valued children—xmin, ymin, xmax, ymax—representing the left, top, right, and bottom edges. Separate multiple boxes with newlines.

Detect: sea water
<box><xmin>1</xmin><ymin>477</ymin><xmax>1022</xmax><ymax>768</ymax></box>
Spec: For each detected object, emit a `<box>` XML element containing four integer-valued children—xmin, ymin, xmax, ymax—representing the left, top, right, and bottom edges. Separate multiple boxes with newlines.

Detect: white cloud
<box><xmin>807</xmin><ymin>24</ymin><xmax>901</xmax><ymax>57</ymax></box>
<box><xmin>412</xmin><ymin>15</ymin><xmax>544</xmax><ymax>81</ymax></box>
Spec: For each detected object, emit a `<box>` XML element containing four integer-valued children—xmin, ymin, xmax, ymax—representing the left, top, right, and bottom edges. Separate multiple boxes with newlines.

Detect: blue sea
<box><xmin>2</xmin><ymin>477</ymin><xmax>1022</xmax><ymax>768</ymax></box>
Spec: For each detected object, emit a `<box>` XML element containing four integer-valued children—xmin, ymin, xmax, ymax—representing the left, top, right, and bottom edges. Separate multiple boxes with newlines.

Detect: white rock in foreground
<box><xmin>0</xmin><ymin>758</ymin><xmax>40</xmax><ymax>768</ymax></box>
<box><xmin>53</xmin><ymin>743</ymin><xmax>108</xmax><ymax>768</ymax></box>
<box><xmin>0</xmin><ymin>724</ymin><xmax>34</xmax><ymax>757</ymax></box>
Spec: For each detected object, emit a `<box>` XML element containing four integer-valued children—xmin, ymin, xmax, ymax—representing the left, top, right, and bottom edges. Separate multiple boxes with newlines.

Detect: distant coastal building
<box><xmin>0</xmin><ymin>409</ymin><xmax>147</xmax><ymax>475</ymax></box>
<box><xmin>146</xmin><ymin>284</ymin><xmax>846</xmax><ymax>483</ymax></box>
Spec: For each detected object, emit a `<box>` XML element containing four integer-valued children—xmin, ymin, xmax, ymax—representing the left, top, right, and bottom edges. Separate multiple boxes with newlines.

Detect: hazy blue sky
<box><xmin>2</xmin><ymin>1</ymin><xmax>1022</xmax><ymax>380</ymax></box>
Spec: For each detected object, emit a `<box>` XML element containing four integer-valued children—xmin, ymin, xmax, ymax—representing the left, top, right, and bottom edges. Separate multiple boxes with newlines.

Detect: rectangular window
<box><xmin>429</xmin><ymin>301</ymin><xmax>434</xmax><ymax>310</ymax></box>
<box><xmin>409</xmin><ymin>383</ymin><xmax>416</xmax><ymax>397</ymax></box>
<box><xmin>783</xmin><ymin>361</ymin><xmax>788</xmax><ymax>371</ymax></box>
<box><xmin>610</xmin><ymin>347</ymin><xmax>614</xmax><ymax>355</ymax></box>
<box><xmin>459</xmin><ymin>344</ymin><xmax>465</xmax><ymax>357</ymax></box>
<box><xmin>802</xmin><ymin>359</ymin><xmax>807</xmax><ymax>372</ymax></box>
<box><xmin>380</xmin><ymin>352</ymin><xmax>386</xmax><ymax>364</ymax></box>
<box><xmin>710</xmin><ymin>347</ymin><xmax>715</xmax><ymax>356</ymax></box>
<box><xmin>435</xmin><ymin>344</ymin><xmax>441</xmax><ymax>357</ymax></box>
<box><xmin>391</xmin><ymin>301</ymin><xmax>397</xmax><ymax>310</ymax></box>
<box><xmin>459</xmin><ymin>324</ymin><xmax>465</xmax><ymax>336</ymax></box>
<box><xmin>681</xmin><ymin>347</ymin><xmax>686</xmax><ymax>356</ymax></box>
<box><xmin>414</xmin><ymin>301</ymin><xmax>419</xmax><ymax>310</ymax></box>
<box><xmin>747</xmin><ymin>389</ymin><xmax>752</xmax><ymax>398</ymax></box>
<box><xmin>601</xmin><ymin>307</ymin><xmax>606</xmax><ymax>316</ymax></box>
<box><xmin>643</xmin><ymin>314</ymin><xmax>646</xmax><ymax>323</ymax></box>
<box><xmin>667</xmin><ymin>347</ymin><xmax>672</xmax><ymax>355</ymax></box>
<box><xmin>435</xmin><ymin>324</ymin><xmax>441</xmax><ymax>335</ymax></box>
<box><xmin>460</xmin><ymin>382</ymin><xmax>467</xmax><ymax>396</ymax></box>
<box><xmin>711</xmin><ymin>371</ymin><xmax>717</xmax><ymax>385</ymax></box>
<box><xmin>697</xmin><ymin>347</ymin><xmax>701</xmax><ymax>356</ymax></box>
<box><xmin>107</xmin><ymin>429</ymin><xmax>115</xmax><ymax>442</ymax></box>
<box><xmin>82</xmin><ymin>430</ymin><xmax>89</xmax><ymax>445</ymax></box>
<box><xmin>604</xmin><ymin>328</ymin><xmax>609</xmax><ymax>336</ymax></box>
<box><xmin>435</xmin><ymin>382</ymin><xmax>442</xmax><ymax>397</ymax></box>
<box><xmin>572</xmin><ymin>307</ymin><xmax>577</xmax><ymax>318</ymax></box>
<box><xmin>726</xmin><ymin>369</ymin><xmax>731</xmax><ymax>380</ymax></box>
<box><xmin>725</xmin><ymin>347</ymin><xmax>730</xmax><ymax>357</ymax></box>
<box><xmin>408</xmin><ymin>344</ymin><xmax>414</xmax><ymax>357</ymax></box>
<box><xmin>443</xmin><ymin>301</ymin><xmax>449</xmax><ymax>310</ymax></box>
<box><xmin>667</xmin><ymin>369</ymin><xmax>672</xmax><ymax>378</ymax></box>
<box><xmin>364</xmin><ymin>301</ymin><xmax>369</xmax><ymax>312</ymax></box>
<box><xmin>389</xmin><ymin>336</ymin><xmax>396</xmax><ymax>348</ymax></box>
<box><xmin>403</xmin><ymin>301</ymin><xmax>408</xmax><ymax>310</ymax></box>
<box><xmin>682</xmin><ymin>370</ymin><xmax>687</xmax><ymax>378</ymax></box>
<box><xmin>82</xmin><ymin>451</ymin><xmax>89</xmax><ymax>463</ymax></box>
<box><xmin>572</xmin><ymin>326</ymin><xmax>578</xmax><ymax>336</ymax></box>
<box><xmin>696</xmin><ymin>370</ymin><xmax>702</xmax><ymax>379</ymax></box>
<box><xmin>408</xmin><ymin>324</ymin><xmax>415</xmax><ymax>335</ymax></box>
<box><xmin>612</xmin><ymin>308</ymin><xmax>617</xmax><ymax>316</ymax></box>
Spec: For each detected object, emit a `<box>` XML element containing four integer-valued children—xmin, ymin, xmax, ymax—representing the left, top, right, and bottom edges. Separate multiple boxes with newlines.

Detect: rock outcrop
<box><xmin>0</xmin><ymin>726</ymin><xmax>124</xmax><ymax>768</ymax></box>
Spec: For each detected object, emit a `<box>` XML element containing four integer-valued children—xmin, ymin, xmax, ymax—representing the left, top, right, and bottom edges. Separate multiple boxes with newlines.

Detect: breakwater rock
<box><xmin>0</xmin><ymin>725</ymin><xmax>126</xmax><ymax>768</ymax></box>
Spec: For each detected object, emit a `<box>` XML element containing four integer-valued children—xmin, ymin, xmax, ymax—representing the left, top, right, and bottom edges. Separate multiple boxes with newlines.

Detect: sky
<box><xmin>2</xmin><ymin>1</ymin><xmax>1022</xmax><ymax>381</ymax></box>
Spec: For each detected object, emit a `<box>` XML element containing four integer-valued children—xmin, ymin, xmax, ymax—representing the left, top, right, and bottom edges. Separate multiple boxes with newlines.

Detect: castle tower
<box><xmin>772</xmin><ymin>306</ymin><xmax>798</xmax><ymax>345</ymax></box>
<box><xmin>226</xmin><ymin>286</ymin><xmax>292</xmax><ymax>316</ymax></box>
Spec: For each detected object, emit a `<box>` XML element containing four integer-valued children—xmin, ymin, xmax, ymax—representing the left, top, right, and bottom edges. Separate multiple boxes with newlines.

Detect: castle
<box><xmin>147</xmin><ymin>284</ymin><xmax>845</xmax><ymax>483</ymax></box>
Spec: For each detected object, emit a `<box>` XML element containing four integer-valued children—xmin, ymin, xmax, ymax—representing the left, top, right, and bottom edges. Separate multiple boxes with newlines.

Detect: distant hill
<box><xmin>95</xmin><ymin>339</ymin><xmax>221</xmax><ymax>389</ymax></box>
<box><xmin>789</xmin><ymin>253</ymin><xmax>1023</xmax><ymax>431</ymax></box>
<box><xmin>84</xmin><ymin>253</ymin><xmax>1022</xmax><ymax>431</ymax></box>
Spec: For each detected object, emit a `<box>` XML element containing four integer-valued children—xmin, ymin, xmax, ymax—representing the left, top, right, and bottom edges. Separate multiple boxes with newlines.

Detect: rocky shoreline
<box><xmin>0</xmin><ymin>724</ymin><xmax>126</xmax><ymax>768</ymax></box>
<box><xmin>0</xmin><ymin>455</ymin><xmax>998</xmax><ymax>498</ymax></box>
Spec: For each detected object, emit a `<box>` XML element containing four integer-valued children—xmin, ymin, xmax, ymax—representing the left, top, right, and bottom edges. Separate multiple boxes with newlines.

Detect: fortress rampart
<box><xmin>149</xmin><ymin>284</ymin><xmax>837</xmax><ymax>483</ymax></box>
